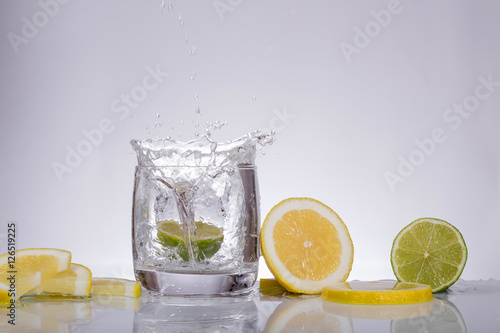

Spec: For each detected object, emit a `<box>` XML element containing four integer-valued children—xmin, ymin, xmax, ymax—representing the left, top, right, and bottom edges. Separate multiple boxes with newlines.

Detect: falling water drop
<box><xmin>168</xmin><ymin>2</ymin><xmax>173</xmax><ymax>15</ymax></box>
<box><xmin>190</xmin><ymin>71</ymin><xmax>196</xmax><ymax>80</ymax></box>
<box><xmin>160</xmin><ymin>0</ymin><xmax>165</xmax><ymax>12</ymax></box>
<box><xmin>194</xmin><ymin>94</ymin><xmax>198</xmax><ymax>101</ymax></box>
<box><xmin>189</xmin><ymin>45</ymin><xmax>197</xmax><ymax>56</ymax></box>
<box><xmin>252</xmin><ymin>94</ymin><xmax>257</xmax><ymax>101</ymax></box>
<box><xmin>156</xmin><ymin>113</ymin><xmax>160</xmax><ymax>118</ymax></box>
<box><xmin>195</xmin><ymin>107</ymin><xmax>201</xmax><ymax>114</ymax></box>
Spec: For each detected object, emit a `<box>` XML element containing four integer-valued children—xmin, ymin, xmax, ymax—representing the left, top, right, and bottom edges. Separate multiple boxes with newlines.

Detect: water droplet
<box><xmin>178</xmin><ymin>14</ymin><xmax>184</xmax><ymax>27</ymax></box>
<box><xmin>195</xmin><ymin>107</ymin><xmax>201</xmax><ymax>114</ymax></box>
<box><xmin>194</xmin><ymin>94</ymin><xmax>198</xmax><ymax>101</ymax></box>
<box><xmin>189</xmin><ymin>45</ymin><xmax>197</xmax><ymax>56</ymax></box>
<box><xmin>168</xmin><ymin>2</ymin><xmax>173</xmax><ymax>15</ymax></box>
<box><xmin>156</xmin><ymin>113</ymin><xmax>160</xmax><ymax>118</ymax></box>
<box><xmin>185</xmin><ymin>35</ymin><xmax>189</xmax><ymax>42</ymax></box>
<box><xmin>160</xmin><ymin>0</ymin><xmax>165</xmax><ymax>12</ymax></box>
<box><xmin>190</xmin><ymin>71</ymin><xmax>196</xmax><ymax>80</ymax></box>
<box><xmin>181</xmin><ymin>120</ymin><xmax>184</xmax><ymax>125</ymax></box>
<box><xmin>252</xmin><ymin>94</ymin><xmax>256</xmax><ymax>101</ymax></box>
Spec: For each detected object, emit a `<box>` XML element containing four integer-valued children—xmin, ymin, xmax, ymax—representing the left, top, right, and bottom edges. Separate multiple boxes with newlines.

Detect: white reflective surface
<box><xmin>2</xmin><ymin>280</ymin><xmax>499</xmax><ymax>332</ymax></box>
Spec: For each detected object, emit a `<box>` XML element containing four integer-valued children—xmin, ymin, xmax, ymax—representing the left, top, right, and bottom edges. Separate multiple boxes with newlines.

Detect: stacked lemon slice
<box><xmin>0</xmin><ymin>248</ymin><xmax>141</xmax><ymax>304</ymax></box>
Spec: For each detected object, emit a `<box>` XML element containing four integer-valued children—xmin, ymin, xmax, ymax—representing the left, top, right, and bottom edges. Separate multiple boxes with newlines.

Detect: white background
<box><xmin>1</xmin><ymin>0</ymin><xmax>499</xmax><ymax>281</ymax></box>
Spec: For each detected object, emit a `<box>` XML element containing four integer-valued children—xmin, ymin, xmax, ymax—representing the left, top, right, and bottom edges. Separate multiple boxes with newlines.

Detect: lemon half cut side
<box><xmin>261</xmin><ymin>197</ymin><xmax>354</xmax><ymax>294</ymax></box>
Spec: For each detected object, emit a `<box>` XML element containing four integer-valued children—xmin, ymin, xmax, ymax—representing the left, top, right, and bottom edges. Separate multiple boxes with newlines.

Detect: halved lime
<box><xmin>157</xmin><ymin>220</ymin><xmax>224</xmax><ymax>261</ymax></box>
<box><xmin>391</xmin><ymin>218</ymin><xmax>467</xmax><ymax>293</ymax></box>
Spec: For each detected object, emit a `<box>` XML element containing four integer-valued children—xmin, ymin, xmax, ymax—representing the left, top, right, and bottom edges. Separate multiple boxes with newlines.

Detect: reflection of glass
<box><xmin>391</xmin><ymin>298</ymin><xmax>467</xmax><ymax>333</ymax></box>
<box><xmin>131</xmin><ymin>137</ymin><xmax>261</xmax><ymax>295</ymax></box>
<box><xmin>264</xmin><ymin>297</ymin><xmax>354</xmax><ymax>333</ymax></box>
<box><xmin>133</xmin><ymin>294</ymin><xmax>259</xmax><ymax>332</ymax></box>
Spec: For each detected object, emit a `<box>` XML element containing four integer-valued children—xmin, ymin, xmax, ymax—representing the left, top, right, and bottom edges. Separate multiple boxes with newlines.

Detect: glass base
<box><xmin>135</xmin><ymin>269</ymin><xmax>257</xmax><ymax>296</ymax></box>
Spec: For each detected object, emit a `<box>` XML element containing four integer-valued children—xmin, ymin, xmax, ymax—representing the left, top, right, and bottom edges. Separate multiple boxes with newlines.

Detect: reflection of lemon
<box><xmin>323</xmin><ymin>298</ymin><xmax>433</xmax><ymax>320</ymax></box>
<box><xmin>391</xmin><ymin>218</ymin><xmax>467</xmax><ymax>293</ymax></box>
<box><xmin>157</xmin><ymin>220</ymin><xmax>224</xmax><ymax>261</ymax></box>
<box><xmin>261</xmin><ymin>198</ymin><xmax>354</xmax><ymax>294</ymax></box>
<box><xmin>391</xmin><ymin>298</ymin><xmax>466</xmax><ymax>333</ymax></box>
<box><xmin>91</xmin><ymin>278</ymin><xmax>141</xmax><ymax>298</ymax></box>
<box><xmin>28</xmin><ymin>263</ymin><xmax>92</xmax><ymax>297</ymax></box>
<box><xmin>0</xmin><ymin>248</ymin><xmax>71</xmax><ymax>304</ymax></box>
<box><xmin>322</xmin><ymin>281</ymin><xmax>433</xmax><ymax>305</ymax></box>
<box><xmin>264</xmin><ymin>297</ymin><xmax>353</xmax><ymax>333</ymax></box>
<box><xmin>20</xmin><ymin>299</ymin><xmax>92</xmax><ymax>326</ymax></box>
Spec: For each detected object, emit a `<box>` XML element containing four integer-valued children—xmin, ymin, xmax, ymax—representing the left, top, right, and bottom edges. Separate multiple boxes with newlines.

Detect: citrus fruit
<box><xmin>28</xmin><ymin>263</ymin><xmax>92</xmax><ymax>297</ymax></box>
<box><xmin>260</xmin><ymin>197</ymin><xmax>354</xmax><ymax>294</ymax></box>
<box><xmin>321</xmin><ymin>281</ymin><xmax>433</xmax><ymax>305</ymax></box>
<box><xmin>0</xmin><ymin>248</ymin><xmax>71</xmax><ymax>304</ymax></box>
<box><xmin>157</xmin><ymin>220</ymin><xmax>224</xmax><ymax>261</ymax></box>
<box><xmin>91</xmin><ymin>278</ymin><xmax>141</xmax><ymax>298</ymax></box>
<box><xmin>391</xmin><ymin>218</ymin><xmax>467</xmax><ymax>293</ymax></box>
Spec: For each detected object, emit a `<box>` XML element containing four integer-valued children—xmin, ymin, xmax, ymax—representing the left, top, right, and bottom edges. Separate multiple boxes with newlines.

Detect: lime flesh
<box><xmin>391</xmin><ymin>218</ymin><xmax>467</xmax><ymax>293</ymax></box>
<box><xmin>157</xmin><ymin>220</ymin><xmax>224</xmax><ymax>261</ymax></box>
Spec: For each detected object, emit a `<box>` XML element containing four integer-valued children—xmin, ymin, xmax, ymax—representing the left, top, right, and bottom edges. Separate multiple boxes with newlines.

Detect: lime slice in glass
<box><xmin>157</xmin><ymin>220</ymin><xmax>224</xmax><ymax>261</ymax></box>
<box><xmin>391</xmin><ymin>217</ymin><xmax>467</xmax><ymax>293</ymax></box>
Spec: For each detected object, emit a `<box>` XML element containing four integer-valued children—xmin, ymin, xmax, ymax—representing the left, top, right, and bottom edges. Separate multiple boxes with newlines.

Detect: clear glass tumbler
<box><xmin>132</xmin><ymin>151</ymin><xmax>260</xmax><ymax>295</ymax></box>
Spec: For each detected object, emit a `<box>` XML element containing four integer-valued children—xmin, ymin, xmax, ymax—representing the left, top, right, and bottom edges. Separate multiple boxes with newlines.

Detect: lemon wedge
<box><xmin>321</xmin><ymin>281</ymin><xmax>433</xmax><ymax>305</ymax></box>
<box><xmin>0</xmin><ymin>248</ymin><xmax>71</xmax><ymax>304</ymax></box>
<box><xmin>28</xmin><ymin>263</ymin><xmax>92</xmax><ymax>297</ymax></box>
<box><xmin>91</xmin><ymin>278</ymin><xmax>141</xmax><ymax>298</ymax></box>
<box><xmin>261</xmin><ymin>197</ymin><xmax>354</xmax><ymax>294</ymax></box>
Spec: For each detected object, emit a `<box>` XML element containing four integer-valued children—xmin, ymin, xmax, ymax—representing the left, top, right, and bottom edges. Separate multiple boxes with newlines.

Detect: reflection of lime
<box><xmin>391</xmin><ymin>218</ymin><xmax>467</xmax><ymax>293</ymax></box>
<box><xmin>157</xmin><ymin>220</ymin><xmax>224</xmax><ymax>261</ymax></box>
<box><xmin>390</xmin><ymin>298</ymin><xmax>466</xmax><ymax>333</ymax></box>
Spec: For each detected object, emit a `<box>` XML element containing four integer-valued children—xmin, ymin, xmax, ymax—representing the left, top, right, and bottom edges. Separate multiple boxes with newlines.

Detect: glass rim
<box><xmin>135</xmin><ymin>164</ymin><xmax>256</xmax><ymax>169</ymax></box>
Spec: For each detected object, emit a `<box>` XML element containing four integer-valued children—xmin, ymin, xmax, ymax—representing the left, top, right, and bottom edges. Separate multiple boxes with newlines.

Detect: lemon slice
<box><xmin>321</xmin><ymin>281</ymin><xmax>433</xmax><ymax>305</ymax></box>
<box><xmin>27</xmin><ymin>263</ymin><xmax>92</xmax><ymax>297</ymax></box>
<box><xmin>157</xmin><ymin>220</ymin><xmax>224</xmax><ymax>261</ymax></box>
<box><xmin>391</xmin><ymin>218</ymin><xmax>467</xmax><ymax>292</ymax></box>
<box><xmin>260</xmin><ymin>197</ymin><xmax>354</xmax><ymax>294</ymax></box>
<box><xmin>91</xmin><ymin>278</ymin><xmax>141</xmax><ymax>298</ymax></box>
<box><xmin>0</xmin><ymin>248</ymin><xmax>71</xmax><ymax>304</ymax></box>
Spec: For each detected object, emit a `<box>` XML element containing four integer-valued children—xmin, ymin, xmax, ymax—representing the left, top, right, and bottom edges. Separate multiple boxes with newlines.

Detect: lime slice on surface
<box><xmin>157</xmin><ymin>220</ymin><xmax>224</xmax><ymax>261</ymax></box>
<box><xmin>321</xmin><ymin>281</ymin><xmax>433</xmax><ymax>305</ymax></box>
<box><xmin>391</xmin><ymin>218</ymin><xmax>467</xmax><ymax>293</ymax></box>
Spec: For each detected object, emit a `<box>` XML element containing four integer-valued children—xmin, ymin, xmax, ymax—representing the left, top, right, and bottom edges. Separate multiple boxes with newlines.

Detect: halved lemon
<box><xmin>261</xmin><ymin>198</ymin><xmax>354</xmax><ymax>294</ymax></box>
<box><xmin>28</xmin><ymin>263</ymin><xmax>92</xmax><ymax>297</ymax></box>
<box><xmin>91</xmin><ymin>278</ymin><xmax>141</xmax><ymax>298</ymax></box>
<box><xmin>0</xmin><ymin>248</ymin><xmax>71</xmax><ymax>304</ymax></box>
